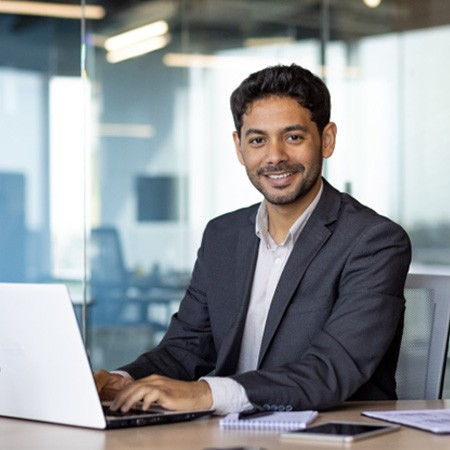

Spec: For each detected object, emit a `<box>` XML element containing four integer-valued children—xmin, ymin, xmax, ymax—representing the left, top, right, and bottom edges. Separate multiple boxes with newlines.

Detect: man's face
<box><xmin>233</xmin><ymin>96</ymin><xmax>336</xmax><ymax>208</ymax></box>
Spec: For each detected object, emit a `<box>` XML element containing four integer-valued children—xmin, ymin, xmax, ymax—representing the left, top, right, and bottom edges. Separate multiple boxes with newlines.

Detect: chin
<box><xmin>263</xmin><ymin>185</ymin><xmax>314</xmax><ymax>206</ymax></box>
<box><xmin>264</xmin><ymin>193</ymin><xmax>299</xmax><ymax>206</ymax></box>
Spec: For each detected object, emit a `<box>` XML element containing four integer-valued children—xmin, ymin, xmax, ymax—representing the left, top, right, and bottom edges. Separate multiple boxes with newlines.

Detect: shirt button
<box><xmin>275</xmin><ymin>257</ymin><xmax>282</xmax><ymax>264</ymax></box>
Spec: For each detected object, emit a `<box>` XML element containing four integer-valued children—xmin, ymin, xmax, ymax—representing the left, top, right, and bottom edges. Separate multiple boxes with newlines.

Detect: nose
<box><xmin>266</xmin><ymin>140</ymin><xmax>288</xmax><ymax>165</ymax></box>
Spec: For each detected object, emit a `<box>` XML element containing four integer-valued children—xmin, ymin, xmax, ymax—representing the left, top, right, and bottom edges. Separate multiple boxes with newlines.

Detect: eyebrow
<box><xmin>244</xmin><ymin>124</ymin><xmax>308</xmax><ymax>137</ymax></box>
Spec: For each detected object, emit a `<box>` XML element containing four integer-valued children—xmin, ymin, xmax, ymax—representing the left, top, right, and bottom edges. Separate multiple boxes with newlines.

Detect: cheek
<box><xmin>234</xmin><ymin>148</ymin><xmax>245</xmax><ymax>166</ymax></box>
<box><xmin>301</xmin><ymin>149</ymin><xmax>323</xmax><ymax>168</ymax></box>
<box><xmin>239</xmin><ymin>151</ymin><xmax>260</xmax><ymax>169</ymax></box>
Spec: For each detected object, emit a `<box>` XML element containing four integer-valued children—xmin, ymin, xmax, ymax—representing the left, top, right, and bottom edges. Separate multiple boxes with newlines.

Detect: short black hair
<box><xmin>230</xmin><ymin>64</ymin><xmax>331</xmax><ymax>136</ymax></box>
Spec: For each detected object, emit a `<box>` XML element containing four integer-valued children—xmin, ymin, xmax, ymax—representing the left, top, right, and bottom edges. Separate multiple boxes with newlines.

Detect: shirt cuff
<box><xmin>201</xmin><ymin>376</ymin><xmax>253</xmax><ymax>415</ymax></box>
<box><xmin>110</xmin><ymin>370</ymin><xmax>133</xmax><ymax>378</ymax></box>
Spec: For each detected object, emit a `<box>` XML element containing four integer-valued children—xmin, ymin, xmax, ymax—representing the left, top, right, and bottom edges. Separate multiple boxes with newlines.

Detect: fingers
<box><xmin>109</xmin><ymin>376</ymin><xmax>213</xmax><ymax>413</ymax></box>
<box><xmin>111</xmin><ymin>382</ymin><xmax>162</xmax><ymax>412</ymax></box>
<box><xmin>94</xmin><ymin>369</ymin><xmax>133</xmax><ymax>401</ymax></box>
<box><xmin>94</xmin><ymin>369</ymin><xmax>113</xmax><ymax>392</ymax></box>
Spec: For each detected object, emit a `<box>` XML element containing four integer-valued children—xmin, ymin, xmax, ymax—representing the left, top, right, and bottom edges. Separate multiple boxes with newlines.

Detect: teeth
<box><xmin>268</xmin><ymin>173</ymin><xmax>292</xmax><ymax>179</ymax></box>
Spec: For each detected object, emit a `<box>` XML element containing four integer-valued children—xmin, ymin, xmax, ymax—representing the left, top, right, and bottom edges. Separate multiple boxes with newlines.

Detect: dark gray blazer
<box><xmin>121</xmin><ymin>179</ymin><xmax>412</xmax><ymax>411</ymax></box>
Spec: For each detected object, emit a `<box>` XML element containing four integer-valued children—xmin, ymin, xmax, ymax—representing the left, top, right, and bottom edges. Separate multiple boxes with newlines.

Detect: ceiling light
<box><xmin>0</xmin><ymin>1</ymin><xmax>105</xmax><ymax>20</ymax></box>
<box><xmin>363</xmin><ymin>0</ymin><xmax>382</xmax><ymax>8</ymax></box>
<box><xmin>104</xmin><ymin>20</ymin><xmax>169</xmax><ymax>52</ymax></box>
<box><xmin>163</xmin><ymin>53</ymin><xmax>275</xmax><ymax>69</ymax></box>
<box><xmin>98</xmin><ymin>123</ymin><xmax>155</xmax><ymax>139</ymax></box>
<box><xmin>244</xmin><ymin>37</ymin><xmax>295</xmax><ymax>48</ymax></box>
<box><xmin>163</xmin><ymin>53</ymin><xmax>230</xmax><ymax>68</ymax></box>
<box><xmin>106</xmin><ymin>34</ymin><xmax>170</xmax><ymax>64</ymax></box>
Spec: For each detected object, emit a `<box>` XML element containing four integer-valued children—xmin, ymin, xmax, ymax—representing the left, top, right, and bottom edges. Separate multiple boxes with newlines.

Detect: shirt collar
<box><xmin>255</xmin><ymin>181</ymin><xmax>323</xmax><ymax>248</ymax></box>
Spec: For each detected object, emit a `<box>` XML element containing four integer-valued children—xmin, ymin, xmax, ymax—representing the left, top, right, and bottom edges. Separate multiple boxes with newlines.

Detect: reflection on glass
<box><xmin>49</xmin><ymin>76</ymin><xmax>85</xmax><ymax>280</ymax></box>
<box><xmin>1</xmin><ymin>1</ymin><xmax>450</xmax><ymax>379</ymax></box>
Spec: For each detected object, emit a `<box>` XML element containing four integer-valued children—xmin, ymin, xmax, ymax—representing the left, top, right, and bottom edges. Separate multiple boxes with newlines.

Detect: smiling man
<box><xmin>95</xmin><ymin>64</ymin><xmax>411</xmax><ymax>416</ymax></box>
<box><xmin>233</xmin><ymin>94</ymin><xmax>335</xmax><ymax>244</ymax></box>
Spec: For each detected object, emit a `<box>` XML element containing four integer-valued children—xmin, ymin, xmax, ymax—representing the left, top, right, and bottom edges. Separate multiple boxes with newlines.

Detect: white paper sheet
<box><xmin>362</xmin><ymin>409</ymin><xmax>450</xmax><ymax>434</ymax></box>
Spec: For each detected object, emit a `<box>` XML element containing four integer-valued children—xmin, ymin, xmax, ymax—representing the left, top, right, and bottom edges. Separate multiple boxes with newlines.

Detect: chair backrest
<box><xmin>88</xmin><ymin>227</ymin><xmax>130</xmax><ymax>327</ymax></box>
<box><xmin>89</xmin><ymin>227</ymin><xmax>127</xmax><ymax>289</ymax></box>
<box><xmin>396</xmin><ymin>272</ymin><xmax>450</xmax><ymax>399</ymax></box>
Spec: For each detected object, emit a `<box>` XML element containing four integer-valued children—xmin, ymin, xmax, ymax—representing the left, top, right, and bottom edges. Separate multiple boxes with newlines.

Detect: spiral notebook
<box><xmin>219</xmin><ymin>410</ymin><xmax>318</xmax><ymax>430</ymax></box>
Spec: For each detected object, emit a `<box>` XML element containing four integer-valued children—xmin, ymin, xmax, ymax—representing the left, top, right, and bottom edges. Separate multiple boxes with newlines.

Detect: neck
<box><xmin>266</xmin><ymin>179</ymin><xmax>322</xmax><ymax>244</ymax></box>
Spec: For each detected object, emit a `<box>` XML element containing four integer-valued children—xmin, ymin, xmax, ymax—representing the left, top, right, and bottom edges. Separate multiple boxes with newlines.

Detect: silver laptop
<box><xmin>0</xmin><ymin>283</ymin><xmax>213</xmax><ymax>429</ymax></box>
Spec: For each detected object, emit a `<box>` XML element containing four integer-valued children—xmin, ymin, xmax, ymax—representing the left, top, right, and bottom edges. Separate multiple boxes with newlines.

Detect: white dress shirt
<box><xmin>203</xmin><ymin>184</ymin><xmax>323</xmax><ymax>414</ymax></box>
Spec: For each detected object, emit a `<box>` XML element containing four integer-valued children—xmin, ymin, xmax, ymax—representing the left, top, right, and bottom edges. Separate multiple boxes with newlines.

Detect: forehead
<box><xmin>242</xmin><ymin>95</ymin><xmax>313</xmax><ymax>128</ymax></box>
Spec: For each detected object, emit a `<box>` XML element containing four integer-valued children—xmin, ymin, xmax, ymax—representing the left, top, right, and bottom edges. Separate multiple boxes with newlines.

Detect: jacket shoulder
<box><xmin>206</xmin><ymin>203</ymin><xmax>260</xmax><ymax>230</ymax></box>
<box><xmin>321</xmin><ymin>180</ymin><xmax>407</xmax><ymax>232</ymax></box>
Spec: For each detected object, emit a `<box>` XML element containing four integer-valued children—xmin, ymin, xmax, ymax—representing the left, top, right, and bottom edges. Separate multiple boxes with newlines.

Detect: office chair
<box><xmin>396</xmin><ymin>272</ymin><xmax>450</xmax><ymax>399</ymax></box>
<box><xmin>88</xmin><ymin>226</ymin><xmax>179</xmax><ymax>329</ymax></box>
<box><xmin>88</xmin><ymin>226</ymin><xmax>160</xmax><ymax>369</ymax></box>
<box><xmin>89</xmin><ymin>227</ymin><xmax>132</xmax><ymax>326</ymax></box>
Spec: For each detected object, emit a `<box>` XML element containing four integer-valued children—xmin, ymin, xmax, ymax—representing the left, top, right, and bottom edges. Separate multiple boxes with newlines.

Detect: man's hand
<box><xmin>94</xmin><ymin>369</ymin><xmax>133</xmax><ymax>401</ymax></box>
<box><xmin>110</xmin><ymin>374</ymin><xmax>213</xmax><ymax>412</ymax></box>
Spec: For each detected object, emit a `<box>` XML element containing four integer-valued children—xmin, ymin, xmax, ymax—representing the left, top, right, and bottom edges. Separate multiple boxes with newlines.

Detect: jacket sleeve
<box><xmin>118</xmin><ymin>232</ymin><xmax>217</xmax><ymax>380</ymax></box>
<box><xmin>230</xmin><ymin>220</ymin><xmax>411</xmax><ymax>411</ymax></box>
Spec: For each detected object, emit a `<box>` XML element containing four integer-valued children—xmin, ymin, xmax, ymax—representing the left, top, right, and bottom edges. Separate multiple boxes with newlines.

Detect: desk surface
<box><xmin>1</xmin><ymin>400</ymin><xmax>450</xmax><ymax>450</ymax></box>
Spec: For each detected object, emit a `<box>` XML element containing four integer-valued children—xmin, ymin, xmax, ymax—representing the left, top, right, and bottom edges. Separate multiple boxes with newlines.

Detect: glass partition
<box><xmin>2</xmin><ymin>1</ymin><xmax>450</xmax><ymax>387</ymax></box>
<box><xmin>0</xmin><ymin>11</ymin><xmax>84</xmax><ymax>295</ymax></box>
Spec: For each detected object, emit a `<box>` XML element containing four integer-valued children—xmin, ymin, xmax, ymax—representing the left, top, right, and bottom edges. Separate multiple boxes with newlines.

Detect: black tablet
<box><xmin>281</xmin><ymin>421</ymin><xmax>400</xmax><ymax>442</ymax></box>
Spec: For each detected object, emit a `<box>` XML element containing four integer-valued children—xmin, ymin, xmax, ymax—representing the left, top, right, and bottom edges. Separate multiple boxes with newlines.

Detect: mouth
<box><xmin>267</xmin><ymin>172</ymin><xmax>293</xmax><ymax>180</ymax></box>
<box><xmin>264</xmin><ymin>171</ymin><xmax>297</xmax><ymax>188</ymax></box>
<box><xmin>256</xmin><ymin>164</ymin><xmax>305</xmax><ymax>188</ymax></box>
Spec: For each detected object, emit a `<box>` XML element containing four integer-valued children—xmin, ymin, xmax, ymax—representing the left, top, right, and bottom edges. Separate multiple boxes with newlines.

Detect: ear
<box><xmin>233</xmin><ymin>131</ymin><xmax>245</xmax><ymax>165</ymax></box>
<box><xmin>321</xmin><ymin>122</ymin><xmax>337</xmax><ymax>159</ymax></box>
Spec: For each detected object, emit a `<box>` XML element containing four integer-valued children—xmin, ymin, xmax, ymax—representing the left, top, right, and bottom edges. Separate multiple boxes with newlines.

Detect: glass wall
<box><xmin>2</xmin><ymin>0</ymin><xmax>450</xmax><ymax>379</ymax></box>
<box><xmin>0</xmin><ymin>15</ymin><xmax>82</xmax><ymax>283</ymax></box>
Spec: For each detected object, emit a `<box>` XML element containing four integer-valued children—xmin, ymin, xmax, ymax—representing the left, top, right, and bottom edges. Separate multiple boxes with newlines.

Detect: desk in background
<box><xmin>1</xmin><ymin>400</ymin><xmax>450</xmax><ymax>450</ymax></box>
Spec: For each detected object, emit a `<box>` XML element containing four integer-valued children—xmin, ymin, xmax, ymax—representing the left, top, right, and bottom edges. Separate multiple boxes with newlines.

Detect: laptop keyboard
<box><xmin>102</xmin><ymin>404</ymin><xmax>158</xmax><ymax>417</ymax></box>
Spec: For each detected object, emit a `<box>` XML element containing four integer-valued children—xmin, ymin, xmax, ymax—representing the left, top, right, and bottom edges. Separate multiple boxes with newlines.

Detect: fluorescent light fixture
<box><xmin>104</xmin><ymin>20</ymin><xmax>169</xmax><ymax>52</ymax></box>
<box><xmin>244</xmin><ymin>36</ymin><xmax>295</xmax><ymax>48</ymax></box>
<box><xmin>106</xmin><ymin>34</ymin><xmax>170</xmax><ymax>64</ymax></box>
<box><xmin>363</xmin><ymin>0</ymin><xmax>382</xmax><ymax>8</ymax></box>
<box><xmin>163</xmin><ymin>53</ymin><xmax>243</xmax><ymax>68</ymax></box>
<box><xmin>98</xmin><ymin>123</ymin><xmax>155</xmax><ymax>139</ymax></box>
<box><xmin>163</xmin><ymin>53</ymin><xmax>274</xmax><ymax>69</ymax></box>
<box><xmin>0</xmin><ymin>1</ymin><xmax>105</xmax><ymax>20</ymax></box>
<box><xmin>104</xmin><ymin>20</ymin><xmax>170</xmax><ymax>63</ymax></box>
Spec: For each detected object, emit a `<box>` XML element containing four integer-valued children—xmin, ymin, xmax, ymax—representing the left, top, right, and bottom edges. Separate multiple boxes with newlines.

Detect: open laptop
<box><xmin>0</xmin><ymin>283</ymin><xmax>213</xmax><ymax>429</ymax></box>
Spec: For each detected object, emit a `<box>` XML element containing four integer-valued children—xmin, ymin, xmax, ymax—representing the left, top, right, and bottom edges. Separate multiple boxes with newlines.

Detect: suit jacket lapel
<box><xmin>257</xmin><ymin>180</ymin><xmax>341</xmax><ymax>366</ymax></box>
<box><xmin>215</xmin><ymin>212</ymin><xmax>260</xmax><ymax>375</ymax></box>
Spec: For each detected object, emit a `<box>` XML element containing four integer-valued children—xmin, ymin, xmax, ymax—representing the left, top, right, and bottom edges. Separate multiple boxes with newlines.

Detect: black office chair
<box><xmin>89</xmin><ymin>227</ymin><xmax>134</xmax><ymax>326</ymax></box>
<box><xmin>89</xmin><ymin>226</ymin><xmax>178</xmax><ymax>326</ymax></box>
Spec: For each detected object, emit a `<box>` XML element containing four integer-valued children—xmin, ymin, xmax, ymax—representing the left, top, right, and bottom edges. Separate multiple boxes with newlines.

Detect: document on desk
<box><xmin>362</xmin><ymin>409</ymin><xmax>450</xmax><ymax>434</ymax></box>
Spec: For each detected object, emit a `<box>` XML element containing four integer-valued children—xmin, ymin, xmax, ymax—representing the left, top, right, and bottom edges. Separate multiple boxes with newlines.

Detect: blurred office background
<box><xmin>1</xmin><ymin>0</ymin><xmax>450</xmax><ymax>375</ymax></box>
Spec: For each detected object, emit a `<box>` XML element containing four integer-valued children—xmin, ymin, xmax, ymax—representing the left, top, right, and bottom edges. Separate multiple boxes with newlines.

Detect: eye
<box><xmin>287</xmin><ymin>134</ymin><xmax>304</xmax><ymax>142</ymax></box>
<box><xmin>249</xmin><ymin>136</ymin><xmax>265</xmax><ymax>146</ymax></box>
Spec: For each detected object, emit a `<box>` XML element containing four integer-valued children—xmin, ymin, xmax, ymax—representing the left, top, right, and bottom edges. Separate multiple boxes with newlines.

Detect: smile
<box><xmin>267</xmin><ymin>172</ymin><xmax>293</xmax><ymax>180</ymax></box>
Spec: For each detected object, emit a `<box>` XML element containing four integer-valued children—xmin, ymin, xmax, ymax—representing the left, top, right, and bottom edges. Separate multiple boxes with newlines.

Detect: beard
<box><xmin>246</xmin><ymin>160</ymin><xmax>323</xmax><ymax>206</ymax></box>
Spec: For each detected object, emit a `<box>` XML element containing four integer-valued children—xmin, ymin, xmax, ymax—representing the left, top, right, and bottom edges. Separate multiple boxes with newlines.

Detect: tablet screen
<box><xmin>281</xmin><ymin>421</ymin><xmax>400</xmax><ymax>442</ymax></box>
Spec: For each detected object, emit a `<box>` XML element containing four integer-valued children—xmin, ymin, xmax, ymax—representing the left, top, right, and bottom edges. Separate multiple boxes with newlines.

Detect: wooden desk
<box><xmin>1</xmin><ymin>400</ymin><xmax>450</xmax><ymax>450</ymax></box>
